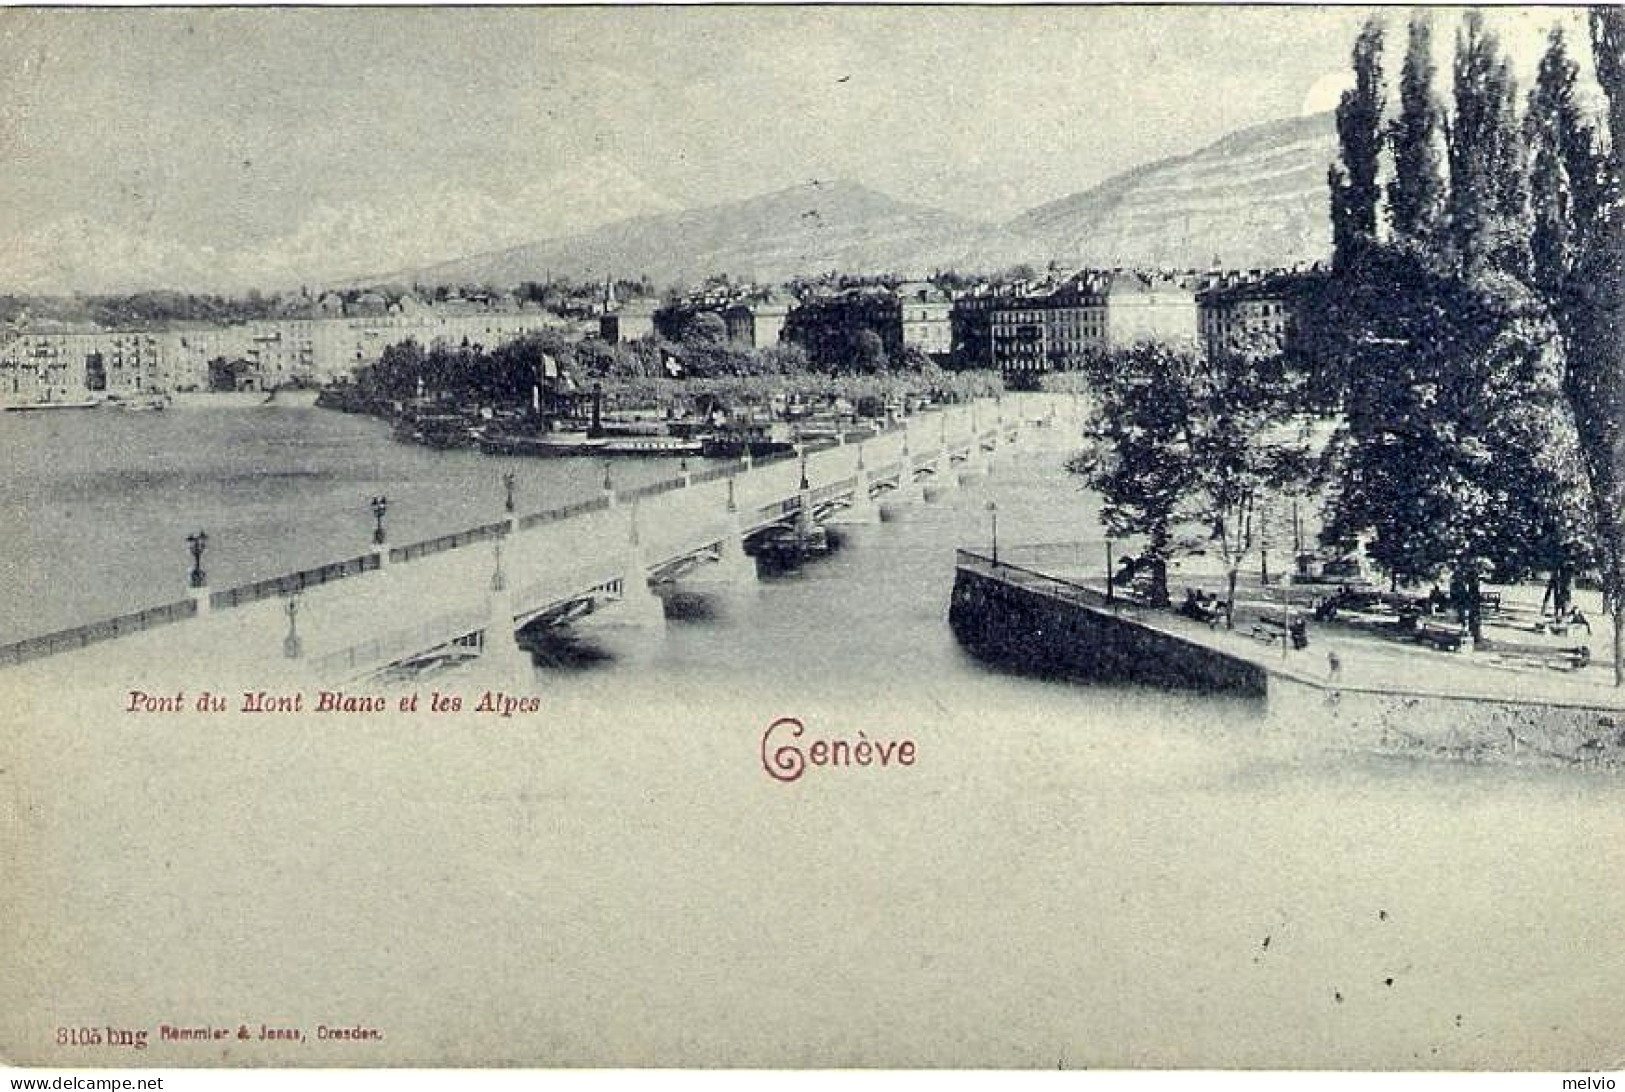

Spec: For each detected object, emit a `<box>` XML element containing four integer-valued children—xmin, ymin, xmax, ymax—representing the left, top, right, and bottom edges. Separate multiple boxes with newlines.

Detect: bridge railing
<box><xmin>210</xmin><ymin>553</ymin><xmax>382</xmax><ymax>610</ymax></box>
<box><xmin>0</xmin><ymin>597</ymin><xmax>199</xmax><ymax>668</ymax></box>
<box><xmin>516</xmin><ymin>495</ymin><xmax>612</xmax><ymax>531</ymax></box>
<box><xmin>688</xmin><ymin>461</ymin><xmax>744</xmax><ymax>485</ymax></box>
<box><xmin>809</xmin><ymin>477</ymin><xmax>857</xmax><ymax>505</ymax></box>
<box><xmin>310</xmin><ymin>601</ymin><xmax>492</xmax><ymax>680</ymax></box>
<box><xmin>389</xmin><ymin>521</ymin><xmax>512</xmax><ymax>565</ymax></box>
<box><xmin>616</xmin><ymin>476</ymin><xmax>687</xmax><ymax>504</ymax></box>
<box><xmin>754</xmin><ymin>449</ymin><xmax>797</xmax><ymax>468</ymax></box>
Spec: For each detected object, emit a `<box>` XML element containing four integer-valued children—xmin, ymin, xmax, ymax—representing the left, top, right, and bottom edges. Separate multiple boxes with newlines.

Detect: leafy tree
<box><xmin>1320</xmin><ymin>248</ymin><xmax>1592</xmax><ymax>638</ymax></box>
<box><xmin>1071</xmin><ymin>346</ymin><xmax>1204</xmax><ymax>606</ymax></box>
<box><xmin>854</xmin><ymin>329</ymin><xmax>886</xmax><ymax>372</ymax></box>
<box><xmin>682</xmin><ymin>311</ymin><xmax>729</xmax><ymax>346</ymax></box>
<box><xmin>1330</xmin><ymin>18</ymin><xmax>1386</xmax><ymax>271</ymax></box>
<box><xmin>1071</xmin><ymin>344</ymin><xmax>1310</xmax><ymax>613</ymax></box>
<box><xmin>1388</xmin><ymin>16</ymin><xmax>1448</xmax><ymax>247</ymax></box>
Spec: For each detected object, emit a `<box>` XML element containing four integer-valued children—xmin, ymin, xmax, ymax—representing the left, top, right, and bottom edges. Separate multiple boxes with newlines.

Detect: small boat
<box><xmin>597</xmin><ymin>435</ymin><xmax>704</xmax><ymax>457</ymax></box>
<box><xmin>4</xmin><ymin>398</ymin><xmax>101</xmax><ymax>412</ymax></box>
<box><xmin>105</xmin><ymin>394</ymin><xmax>169</xmax><ymax>412</ymax></box>
<box><xmin>480</xmin><ymin>431</ymin><xmax>608</xmax><ymax>457</ymax></box>
<box><xmin>398</xmin><ymin>413</ymin><xmax>476</xmax><ymax>449</ymax></box>
<box><xmin>700</xmin><ymin>424</ymin><xmax>795</xmax><ymax>458</ymax></box>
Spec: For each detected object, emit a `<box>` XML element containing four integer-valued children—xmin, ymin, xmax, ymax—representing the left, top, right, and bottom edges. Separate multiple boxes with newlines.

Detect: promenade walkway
<box><xmin>973</xmin><ymin>548</ymin><xmax>1625</xmax><ymax>713</ymax></box>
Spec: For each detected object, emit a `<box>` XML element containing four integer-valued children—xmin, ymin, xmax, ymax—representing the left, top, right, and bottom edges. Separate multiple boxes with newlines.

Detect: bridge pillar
<box><xmin>617</xmin><ymin>502</ymin><xmax>665</xmax><ymax>627</ymax></box>
<box><xmin>925</xmin><ymin>457</ymin><xmax>957</xmax><ymax>502</ymax></box>
<box><xmin>830</xmin><ymin>471</ymin><xmax>879</xmax><ymax>525</ymax></box>
<box><xmin>480</xmin><ymin>540</ymin><xmax>531</xmax><ymax>682</ymax></box>
<box><xmin>714</xmin><ymin>478</ymin><xmax>757</xmax><ymax>585</ymax></box>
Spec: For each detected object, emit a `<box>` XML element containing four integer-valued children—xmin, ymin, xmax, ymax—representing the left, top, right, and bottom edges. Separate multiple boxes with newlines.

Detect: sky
<box><xmin>0</xmin><ymin>5</ymin><xmax>1599</xmax><ymax>293</ymax></box>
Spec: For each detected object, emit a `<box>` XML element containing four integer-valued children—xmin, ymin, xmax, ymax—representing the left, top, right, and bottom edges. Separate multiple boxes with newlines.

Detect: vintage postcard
<box><xmin>2</xmin><ymin>3</ymin><xmax>1623</xmax><ymax>1076</ymax></box>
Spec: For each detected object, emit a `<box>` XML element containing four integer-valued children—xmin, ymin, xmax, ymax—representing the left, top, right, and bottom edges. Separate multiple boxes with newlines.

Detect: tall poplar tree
<box><xmin>1526</xmin><ymin>28</ymin><xmax>1605</xmax><ymax>296</ymax></box>
<box><xmin>1565</xmin><ymin>8</ymin><xmax>1625</xmax><ymax>685</ymax></box>
<box><xmin>1388</xmin><ymin>16</ymin><xmax>1447</xmax><ymax>248</ymax></box>
<box><xmin>1330</xmin><ymin>19</ymin><xmax>1386</xmax><ymax>271</ymax></box>
<box><xmin>1448</xmin><ymin>13</ymin><xmax>1530</xmax><ymax>276</ymax></box>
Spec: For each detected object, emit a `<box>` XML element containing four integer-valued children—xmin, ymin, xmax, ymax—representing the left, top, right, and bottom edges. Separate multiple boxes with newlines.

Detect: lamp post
<box><xmin>798</xmin><ymin>443</ymin><xmax>810</xmax><ymax>492</ymax></box>
<box><xmin>283</xmin><ymin>596</ymin><xmax>302</xmax><ymax>659</ymax></box>
<box><xmin>502</xmin><ymin>472</ymin><xmax>515</xmax><ymax>515</ymax></box>
<box><xmin>987</xmin><ymin>501</ymin><xmax>998</xmax><ymax>564</ymax></box>
<box><xmin>370</xmin><ymin>495</ymin><xmax>388</xmax><ymax>547</ymax></box>
<box><xmin>186</xmin><ymin>530</ymin><xmax>208</xmax><ymax>589</ymax></box>
<box><xmin>1105</xmin><ymin>540</ymin><xmax>1114</xmax><ymax>605</ymax></box>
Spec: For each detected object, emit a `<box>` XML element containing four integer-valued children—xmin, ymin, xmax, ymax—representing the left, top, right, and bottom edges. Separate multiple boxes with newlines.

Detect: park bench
<box><xmin>1477</xmin><ymin>638</ymin><xmax>1589</xmax><ymax>670</ymax></box>
<box><xmin>1413</xmin><ymin>621</ymin><xmax>1465</xmax><ymax>652</ymax></box>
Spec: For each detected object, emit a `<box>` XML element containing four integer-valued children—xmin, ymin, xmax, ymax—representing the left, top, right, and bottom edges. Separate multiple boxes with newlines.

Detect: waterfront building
<box><xmin>0</xmin><ymin>327</ymin><xmax>169</xmax><ymax>402</ymax></box>
<box><xmin>0</xmin><ymin>304</ymin><xmax>571</xmax><ymax>404</ymax></box>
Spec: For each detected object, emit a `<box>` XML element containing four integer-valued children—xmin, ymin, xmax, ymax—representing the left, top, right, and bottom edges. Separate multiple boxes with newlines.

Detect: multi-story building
<box><xmin>653</xmin><ymin>286</ymin><xmax>791</xmax><ymax>351</ymax></box>
<box><xmin>1197</xmin><ymin>267</ymin><xmax>1326</xmax><ymax>360</ymax></box>
<box><xmin>722</xmin><ymin>294</ymin><xmax>792</xmax><ymax>349</ymax></box>
<box><xmin>599</xmin><ymin>299</ymin><xmax>659</xmax><ymax>345</ymax></box>
<box><xmin>0</xmin><ymin>304</ymin><xmax>571</xmax><ymax>404</ymax></box>
<box><xmin>897</xmin><ymin>282</ymin><xmax>952</xmax><ymax>361</ymax></box>
<box><xmin>782</xmin><ymin>287</ymin><xmax>902</xmax><ymax>368</ymax></box>
<box><xmin>975</xmin><ymin>270</ymin><xmax>1200</xmax><ymax>376</ymax></box>
<box><xmin>0</xmin><ymin>327</ymin><xmax>170</xmax><ymax>403</ymax></box>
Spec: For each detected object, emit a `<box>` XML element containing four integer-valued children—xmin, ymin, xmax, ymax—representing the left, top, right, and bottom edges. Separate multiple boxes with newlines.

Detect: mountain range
<box><xmin>10</xmin><ymin>111</ymin><xmax>1341</xmax><ymax>295</ymax></box>
<box><xmin>381</xmin><ymin>110</ymin><xmax>1340</xmax><ymax>289</ymax></box>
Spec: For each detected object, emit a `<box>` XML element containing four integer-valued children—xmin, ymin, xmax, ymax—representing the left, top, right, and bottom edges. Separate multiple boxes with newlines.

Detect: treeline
<box><xmin>0</xmin><ymin>291</ymin><xmax>286</xmax><ymax>328</ymax></box>
<box><xmin>345</xmin><ymin>328</ymin><xmax>999</xmax><ymax>418</ymax></box>
<box><xmin>1073</xmin><ymin>9</ymin><xmax>1625</xmax><ymax>685</ymax></box>
<box><xmin>346</xmin><ymin>323</ymin><xmax>954</xmax><ymax>410</ymax></box>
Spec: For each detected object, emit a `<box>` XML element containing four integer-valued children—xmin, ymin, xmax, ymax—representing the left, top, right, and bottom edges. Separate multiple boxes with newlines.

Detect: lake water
<box><xmin>1</xmin><ymin>398</ymin><xmax>1621</xmax><ymax>1069</ymax></box>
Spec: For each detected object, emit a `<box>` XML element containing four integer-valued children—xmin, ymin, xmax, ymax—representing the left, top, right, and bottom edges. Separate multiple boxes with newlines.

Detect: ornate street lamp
<box><xmin>283</xmin><ymin>596</ymin><xmax>302</xmax><ymax>659</ymax></box>
<box><xmin>798</xmin><ymin>444</ymin><xmax>810</xmax><ymax>492</ymax></box>
<box><xmin>370</xmin><ymin>495</ymin><xmax>389</xmax><ymax>546</ymax></box>
<box><xmin>186</xmin><ymin>530</ymin><xmax>208</xmax><ymax>589</ymax></box>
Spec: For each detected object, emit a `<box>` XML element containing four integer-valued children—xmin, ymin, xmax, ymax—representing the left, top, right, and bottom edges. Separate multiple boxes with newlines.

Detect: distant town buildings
<box><xmin>0</xmin><ymin>264</ymin><xmax>1334</xmax><ymax>404</ymax></box>
<box><xmin>958</xmin><ymin>265</ymin><xmax>1324</xmax><ymax>376</ymax></box>
<box><xmin>0</xmin><ymin>297</ymin><xmax>569</xmax><ymax>405</ymax></box>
